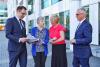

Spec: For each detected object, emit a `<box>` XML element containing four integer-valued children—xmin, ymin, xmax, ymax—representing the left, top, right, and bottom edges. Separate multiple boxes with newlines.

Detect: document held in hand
<box><xmin>27</xmin><ymin>33</ymin><xmax>39</xmax><ymax>44</ymax></box>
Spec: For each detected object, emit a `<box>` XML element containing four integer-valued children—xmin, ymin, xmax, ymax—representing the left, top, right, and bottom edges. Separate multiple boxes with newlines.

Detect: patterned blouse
<box><xmin>35</xmin><ymin>27</ymin><xmax>46</xmax><ymax>52</ymax></box>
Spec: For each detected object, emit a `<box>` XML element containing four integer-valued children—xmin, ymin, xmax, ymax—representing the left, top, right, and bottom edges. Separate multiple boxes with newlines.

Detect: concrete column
<box><xmin>70</xmin><ymin>0</ymin><xmax>81</xmax><ymax>51</ymax></box>
<box><xmin>7</xmin><ymin>0</ymin><xmax>16</xmax><ymax>18</ymax></box>
<box><xmin>89</xmin><ymin>3</ymin><xmax>99</xmax><ymax>45</ymax></box>
<box><xmin>34</xmin><ymin>0</ymin><xmax>41</xmax><ymax>26</ymax></box>
<box><xmin>22</xmin><ymin>0</ymin><xmax>29</xmax><ymax>34</ymax></box>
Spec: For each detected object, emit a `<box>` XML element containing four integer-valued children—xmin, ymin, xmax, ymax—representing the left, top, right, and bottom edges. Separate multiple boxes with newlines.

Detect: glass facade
<box><xmin>57</xmin><ymin>11</ymin><xmax>70</xmax><ymax>40</ymax></box>
<box><xmin>98</xmin><ymin>3</ymin><xmax>100</xmax><ymax>45</ymax></box>
<box><xmin>28</xmin><ymin>0</ymin><xmax>34</xmax><ymax>15</ymax></box>
<box><xmin>51</xmin><ymin>0</ymin><xmax>62</xmax><ymax>5</ymax></box>
<box><xmin>28</xmin><ymin>20</ymin><xmax>34</xmax><ymax>33</ymax></box>
<box><xmin>16</xmin><ymin>0</ymin><xmax>18</xmax><ymax>5</ymax></box>
<box><xmin>0</xmin><ymin>3</ymin><xmax>7</xmax><ymax>10</ymax></box>
<box><xmin>41</xmin><ymin>0</ymin><xmax>49</xmax><ymax>9</ymax></box>
<box><xmin>64</xmin><ymin>11</ymin><xmax>70</xmax><ymax>40</ymax></box>
<box><xmin>59</xmin><ymin>12</ymin><xmax>64</xmax><ymax>26</ymax></box>
<box><xmin>0</xmin><ymin>3</ymin><xmax>7</xmax><ymax>24</ymax></box>
<box><xmin>19</xmin><ymin>0</ymin><xmax>23</xmax><ymax>5</ymax></box>
<box><xmin>83</xmin><ymin>6</ymin><xmax>89</xmax><ymax>20</ymax></box>
<box><xmin>0</xmin><ymin>19</ymin><xmax>6</xmax><ymax>24</ymax></box>
<box><xmin>59</xmin><ymin>11</ymin><xmax>70</xmax><ymax>49</ymax></box>
<box><xmin>44</xmin><ymin>16</ymin><xmax>49</xmax><ymax>29</ymax></box>
<box><xmin>0</xmin><ymin>12</ymin><xmax>7</xmax><ymax>17</ymax></box>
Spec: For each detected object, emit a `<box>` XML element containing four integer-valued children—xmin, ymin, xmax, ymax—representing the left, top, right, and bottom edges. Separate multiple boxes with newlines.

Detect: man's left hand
<box><xmin>70</xmin><ymin>39</ymin><xmax>76</xmax><ymax>44</ymax></box>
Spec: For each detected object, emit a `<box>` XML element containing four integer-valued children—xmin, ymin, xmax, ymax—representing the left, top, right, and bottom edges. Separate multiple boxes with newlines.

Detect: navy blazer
<box><xmin>5</xmin><ymin>16</ymin><xmax>26</xmax><ymax>52</ymax></box>
<box><xmin>73</xmin><ymin>19</ymin><xmax>92</xmax><ymax>58</ymax></box>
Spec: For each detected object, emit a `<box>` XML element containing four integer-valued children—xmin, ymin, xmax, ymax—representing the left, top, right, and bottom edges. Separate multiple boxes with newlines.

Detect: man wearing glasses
<box><xmin>70</xmin><ymin>8</ymin><xmax>92</xmax><ymax>67</ymax></box>
<box><xmin>5</xmin><ymin>6</ymin><xmax>28</xmax><ymax>67</ymax></box>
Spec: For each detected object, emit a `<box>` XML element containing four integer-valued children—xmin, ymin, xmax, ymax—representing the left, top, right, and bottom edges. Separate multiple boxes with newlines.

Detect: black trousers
<box><xmin>51</xmin><ymin>44</ymin><xmax>68</xmax><ymax>67</ymax></box>
<box><xmin>33</xmin><ymin>52</ymin><xmax>47</xmax><ymax>67</ymax></box>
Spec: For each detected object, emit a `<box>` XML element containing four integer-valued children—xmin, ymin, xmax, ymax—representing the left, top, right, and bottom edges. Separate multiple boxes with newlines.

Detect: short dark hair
<box><xmin>16</xmin><ymin>6</ymin><xmax>27</xmax><ymax>11</ymax></box>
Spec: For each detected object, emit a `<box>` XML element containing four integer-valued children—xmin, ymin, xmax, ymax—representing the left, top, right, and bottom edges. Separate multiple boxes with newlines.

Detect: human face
<box><xmin>17</xmin><ymin>9</ymin><xmax>27</xmax><ymax>19</ymax></box>
<box><xmin>38</xmin><ymin>20</ymin><xmax>44</xmax><ymax>28</ymax></box>
<box><xmin>76</xmin><ymin>11</ymin><xmax>85</xmax><ymax>21</ymax></box>
<box><xmin>50</xmin><ymin>16</ymin><xmax>58</xmax><ymax>26</ymax></box>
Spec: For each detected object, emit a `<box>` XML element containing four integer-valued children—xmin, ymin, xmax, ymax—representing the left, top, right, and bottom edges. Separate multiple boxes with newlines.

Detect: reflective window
<box><xmin>0</xmin><ymin>2</ymin><xmax>7</xmax><ymax>24</ymax></box>
<box><xmin>16</xmin><ymin>0</ymin><xmax>18</xmax><ymax>5</ymax></box>
<box><xmin>0</xmin><ymin>12</ymin><xmax>7</xmax><ymax>17</ymax></box>
<box><xmin>44</xmin><ymin>16</ymin><xmax>49</xmax><ymax>29</ymax></box>
<box><xmin>28</xmin><ymin>20</ymin><xmax>34</xmax><ymax>33</ymax></box>
<box><xmin>0</xmin><ymin>19</ymin><xmax>6</xmax><ymax>24</ymax></box>
<box><xmin>58</xmin><ymin>11</ymin><xmax>70</xmax><ymax>40</ymax></box>
<box><xmin>99</xmin><ymin>3</ymin><xmax>100</xmax><ymax>45</ymax></box>
<box><xmin>51</xmin><ymin>0</ymin><xmax>62</xmax><ymax>5</ymax></box>
<box><xmin>59</xmin><ymin>12</ymin><xmax>64</xmax><ymax>26</ymax></box>
<box><xmin>28</xmin><ymin>0</ymin><xmax>34</xmax><ymax>15</ymax></box>
<box><xmin>41</xmin><ymin>0</ymin><xmax>49</xmax><ymax>9</ymax></box>
<box><xmin>83</xmin><ymin>6</ymin><xmax>89</xmax><ymax>20</ymax></box>
<box><xmin>0</xmin><ymin>3</ymin><xmax>7</xmax><ymax>10</ymax></box>
<box><xmin>19</xmin><ymin>0</ymin><xmax>23</xmax><ymax>5</ymax></box>
<box><xmin>64</xmin><ymin>11</ymin><xmax>70</xmax><ymax>40</ymax></box>
<box><xmin>59</xmin><ymin>11</ymin><xmax>70</xmax><ymax>49</ymax></box>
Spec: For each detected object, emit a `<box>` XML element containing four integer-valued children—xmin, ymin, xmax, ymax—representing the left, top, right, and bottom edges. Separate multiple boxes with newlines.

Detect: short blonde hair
<box><xmin>50</xmin><ymin>14</ymin><xmax>59</xmax><ymax>23</ymax></box>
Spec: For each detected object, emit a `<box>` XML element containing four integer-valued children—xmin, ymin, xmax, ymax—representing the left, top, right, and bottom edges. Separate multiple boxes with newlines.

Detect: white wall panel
<box><xmin>70</xmin><ymin>0</ymin><xmax>80</xmax><ymax>50</ymax></box>
<box><xmin>89</xmin><ymin>3</ymin><xmax>99</xmax><ymax>45</ymax></box>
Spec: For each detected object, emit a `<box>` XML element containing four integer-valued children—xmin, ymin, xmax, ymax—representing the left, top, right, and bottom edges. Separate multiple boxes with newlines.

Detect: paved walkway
<box><xmin>0</xmin><ymin>31</ymin><xmax>100</xmax><ymax>67</ymax></box>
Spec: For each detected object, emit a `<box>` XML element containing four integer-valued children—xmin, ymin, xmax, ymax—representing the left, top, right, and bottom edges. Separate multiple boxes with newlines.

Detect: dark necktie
<box><xmin>19</xmin><ymin>19</ymin><xmax>24</xmax><ymax>29</ymax></box>
<box><xmin>19</xmin><ymin>19</ymin><xmax>26</xmax><ymax>37</ymax></box>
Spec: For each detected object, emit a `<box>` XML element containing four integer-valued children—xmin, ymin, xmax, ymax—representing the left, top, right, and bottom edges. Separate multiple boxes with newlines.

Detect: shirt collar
<box><xmin>79</xmin><ymin>18</ymin><xmax>86</xmax><ymax>24</ymax></box>
<box><xmin>15</xmin><ymin>16</ymin><xmax>20</xmax><ymax>21</ymax></box>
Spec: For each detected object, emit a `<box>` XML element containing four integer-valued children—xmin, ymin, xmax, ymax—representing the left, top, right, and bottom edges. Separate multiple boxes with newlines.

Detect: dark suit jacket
<box><xmin>5</xmin><ymin>16</ymin><xmax>26</xmax><ymax>52</ymax></box>
<box><xmin>73</xmin><ymin>19</ymin><xmax>92</xmax><ymax>58</ymax></box>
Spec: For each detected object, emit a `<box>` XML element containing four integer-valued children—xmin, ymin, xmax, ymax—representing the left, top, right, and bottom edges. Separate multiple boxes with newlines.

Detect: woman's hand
<box><xmin>49</xmin><ymin>37</ymin><xmax>57</xmax><ymax>44</ymax></box>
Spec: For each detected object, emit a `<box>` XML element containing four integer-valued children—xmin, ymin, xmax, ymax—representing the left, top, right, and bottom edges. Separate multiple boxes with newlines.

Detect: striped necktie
<box><xmin>19</xmin><ymin>19</ymin><xmax>24</xmax><ymax>29</ymax></box>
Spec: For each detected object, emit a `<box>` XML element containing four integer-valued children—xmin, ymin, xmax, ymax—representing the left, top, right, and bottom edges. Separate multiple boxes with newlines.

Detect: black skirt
<box><xmin>51</xmin><ymin>44</ymin><xmax>68</xmax><ymax>67</ymax></box>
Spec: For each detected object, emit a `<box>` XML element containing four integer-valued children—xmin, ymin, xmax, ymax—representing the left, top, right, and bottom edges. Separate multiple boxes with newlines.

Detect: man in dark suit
<box><xmin>70</xmin><ymin>8</ymin><xmax>92</xmax><ymax>67</ymax></box>
<box><xmin>5</xmin><ymin>6</ymin><xmax>27</xmax><ymax>67</ymax></box>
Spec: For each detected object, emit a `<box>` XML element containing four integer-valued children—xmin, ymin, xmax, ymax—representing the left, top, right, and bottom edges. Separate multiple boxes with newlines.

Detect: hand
<box><xmin>19</xmin><ymin>37</ymin><xmax>28</xmax><ymax>43</ymax></box>
<box><xmin>49</xmin><ymin>39</ymin><xmax>56</xmax><ymax>44</ymax></box>
<box><xmin>70</xmin><ymin>39</ymin><xmax>76</xmax><ymax>44</ymax></box>
<box><xmin>52</xmin><ymin>37</ymin><xmax>57</xmax><ymax>41</ymax></box>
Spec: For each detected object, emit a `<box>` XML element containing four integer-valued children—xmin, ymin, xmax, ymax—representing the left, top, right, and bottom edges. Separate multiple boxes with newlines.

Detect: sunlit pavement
<box><xmin>0</xmin><ymin>31</ymin><xmax>100</xmax><ymax>67</ymax></box>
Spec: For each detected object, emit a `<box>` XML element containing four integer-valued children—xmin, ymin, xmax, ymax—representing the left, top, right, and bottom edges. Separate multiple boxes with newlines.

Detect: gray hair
<box><xmin>77</xmin><ymin>7</ymin><xmax>87</xmax><ymax>15</ymax></box>
<box><xmin>37</xmin><ymin>16</ymin><xmax>44</xmax><ymax>24</ymax></box>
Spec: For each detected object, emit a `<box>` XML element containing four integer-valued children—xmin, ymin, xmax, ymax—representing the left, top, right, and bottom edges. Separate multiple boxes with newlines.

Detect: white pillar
<box><xmin>81</xmin><ymin>0</ymin><xmax>89</xmax><ymax>6</ymax></box>
<box><xmin>70</xmin><ymin>0</ymin><xmax>81</xmax><ymax>51</ymax></box>
<box><xmin>22</xmin><ymin>0</ymin><xmax>29</xmax><ymax>34</ymax></box>
<box><xmin>89</xmin><ymin>3</ymin><xmax>99</xmax><ymax>45</ymax></box>
<box><xmin>34</xmin><ymin>0</ymin><xmax>41</xmax><ymax>26</ymax></box>
<box><xmin>7</xmin><ymin>0</ymin><xmax>16</xmax><ymax>18</ymax></box>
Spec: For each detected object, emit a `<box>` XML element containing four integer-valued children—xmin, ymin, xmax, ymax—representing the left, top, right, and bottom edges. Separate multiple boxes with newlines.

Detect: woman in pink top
<box><xmin>49</xmin><ymin>15</ymin><xmax>68</xmax><ymax>67</ymax></box>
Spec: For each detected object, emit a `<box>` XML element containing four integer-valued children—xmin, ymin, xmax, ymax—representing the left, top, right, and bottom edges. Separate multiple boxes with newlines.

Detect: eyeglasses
<box><xmin>76</xmin><ymin>13</ymin><xmax>83</xmax><ymax>16</ymax></box>
<box><xmin>21</xmin><ymin>12</ymin><xmax>26</xmax><ymax>15</ymax></box>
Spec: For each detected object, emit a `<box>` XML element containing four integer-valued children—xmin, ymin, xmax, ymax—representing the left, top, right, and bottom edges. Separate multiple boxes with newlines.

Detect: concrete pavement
<box><xmin>0</xmin><ymin>31</ymin><xmax>100</xmax><ymax>67</ymax></box>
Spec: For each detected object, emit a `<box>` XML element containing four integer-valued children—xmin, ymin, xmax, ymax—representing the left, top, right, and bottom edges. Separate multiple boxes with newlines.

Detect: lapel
<box><xmin>13</xmin><ymin>16</ymin><xmax>22</xmax><ymax>30</ymax></box>
<box><xmin>75</xmin><ymin>19</ymin><xmax>87</xmax><ymax>33</ymax></box>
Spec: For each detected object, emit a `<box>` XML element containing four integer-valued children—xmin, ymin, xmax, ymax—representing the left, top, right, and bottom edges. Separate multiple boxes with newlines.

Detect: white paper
<box><xmin>27</xmin><ymin>33</ymin><xmax>39</xmax><ymax>44</ymax></box>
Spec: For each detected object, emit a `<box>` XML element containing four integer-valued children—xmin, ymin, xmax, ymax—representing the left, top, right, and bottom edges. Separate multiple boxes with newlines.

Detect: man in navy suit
<box><xmin>5</xmin><ymin>6</ymin><xmax>27</xmax><ymax>67</ymax></box>
<box><xmin>70</xmin><ymin>8</ymin><xmax>92</xmax><ymax>67</ymax></box>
